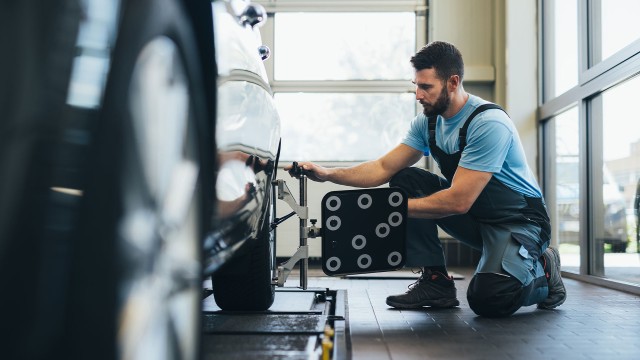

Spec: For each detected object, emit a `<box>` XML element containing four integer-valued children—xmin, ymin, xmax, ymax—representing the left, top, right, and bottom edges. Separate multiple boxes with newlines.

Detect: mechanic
<box><xmin>286</xmin><ymin>41</ymin><xmax>566</xmax><ymax>317</ymax></box>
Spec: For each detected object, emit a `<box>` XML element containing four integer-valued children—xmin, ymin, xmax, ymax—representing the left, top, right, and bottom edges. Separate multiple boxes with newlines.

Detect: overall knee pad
<box><xmin>467</xmin><ymin>272</ymin><xmax>525</xmax><ymax>317</ymax></box>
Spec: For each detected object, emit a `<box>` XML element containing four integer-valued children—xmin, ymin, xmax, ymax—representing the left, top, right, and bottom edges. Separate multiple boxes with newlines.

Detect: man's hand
<box><xmin>284</xmin><ymin>162</ymin><xmax>329</xmax><ymax>182</ymax></box>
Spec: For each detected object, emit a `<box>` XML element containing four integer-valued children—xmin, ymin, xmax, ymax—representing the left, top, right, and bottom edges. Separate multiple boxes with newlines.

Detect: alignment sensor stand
<box><xmin>271</xmin><ymin>162</ymin><xmax>321</xmax><ymax>290</ymax></box>
<box><xmin>271</xmin><ymin>162</ymin><xmax>408</xmax><ymax>289</ymax></box>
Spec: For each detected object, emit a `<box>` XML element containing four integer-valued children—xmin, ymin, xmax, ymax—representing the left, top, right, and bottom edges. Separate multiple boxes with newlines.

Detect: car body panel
<box><xmin>204</xmin><ymin>0</ymin><xmax>280</xmax><ymax>274</ymax></box>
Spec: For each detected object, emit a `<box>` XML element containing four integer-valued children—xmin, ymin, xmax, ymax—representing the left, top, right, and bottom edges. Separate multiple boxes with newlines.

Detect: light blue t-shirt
<box><xmin>402</xmin><ymin>94</ymin><xmax>543</xmax><ymax>198</ymax></box>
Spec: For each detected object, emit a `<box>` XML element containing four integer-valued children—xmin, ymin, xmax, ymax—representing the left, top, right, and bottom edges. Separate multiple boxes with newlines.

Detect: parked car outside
<box><xmin>557</xmin><ymin>161</ymin><xmax>628</xmax><ymax>252</ymax></box>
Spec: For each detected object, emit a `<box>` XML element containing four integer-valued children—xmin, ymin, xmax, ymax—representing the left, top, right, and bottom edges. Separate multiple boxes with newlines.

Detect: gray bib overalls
<box><xmin>390</xmin><ymin>104</ymin><xmax>550</xmax><ymax>317</ymax></box>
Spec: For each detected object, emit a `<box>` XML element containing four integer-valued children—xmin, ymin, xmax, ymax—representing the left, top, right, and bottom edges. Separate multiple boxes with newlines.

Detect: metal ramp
<box><xmin>202</xmin><ymin>287</ymin><xmax>349</xmax><ymax>360</ymax></box>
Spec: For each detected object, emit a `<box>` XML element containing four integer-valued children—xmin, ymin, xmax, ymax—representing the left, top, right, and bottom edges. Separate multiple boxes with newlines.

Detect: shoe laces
<box><xmin>407</xmin><ymin>268</ymin><xmax>425</xmax><ymax>290</ymax></box>
<box><xmin>408</xmin><ymin>268</ymin><xmax>452</xmax><ymax>290</ymax></box>
<box><xmin>408</xmin><ymin>268</ymin><xmax>441</xmax><ymax>290</ymax></box>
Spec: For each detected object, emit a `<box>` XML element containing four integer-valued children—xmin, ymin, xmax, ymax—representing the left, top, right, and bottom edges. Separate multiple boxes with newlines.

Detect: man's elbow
<box><xmin>451</xmin><ymin>200</ymin><xmax>473</xmax><ymax>215</ymax></box>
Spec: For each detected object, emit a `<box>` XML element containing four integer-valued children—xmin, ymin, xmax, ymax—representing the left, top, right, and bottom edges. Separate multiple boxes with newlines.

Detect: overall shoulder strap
<box><xmin>428</xmin><ymin>115</ymin><xmax>438</xmax><ymax>149</ymax></box>
<box><xmin>458</xmin><ymin>103</ymin><xmax>507</xmax><ymax>151</ymax></box>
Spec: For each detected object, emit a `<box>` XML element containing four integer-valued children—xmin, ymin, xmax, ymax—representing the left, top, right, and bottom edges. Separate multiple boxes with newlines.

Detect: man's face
<box><xmin>413</xmin><ymin>68</ymin><xmax>450</xmax><ymax>117</ymax></box>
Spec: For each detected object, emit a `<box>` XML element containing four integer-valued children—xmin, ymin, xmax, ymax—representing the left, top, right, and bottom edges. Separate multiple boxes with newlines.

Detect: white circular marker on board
<box><xmin>326</xmin><ymin>257</ymin><xmax>341</xmax><ymax>272</ymax></box>
<box><xmin>352</xmin><ymin>235</ymin><xmax>367</xmax><ymax>250</ymax></box>
<box><xmin>326</xmin><ymin>215</ymin><xmax>341</xmax><ymax>231</ymax></box>
<box><xmin>357</xmin><ymin>254</ymin><xmax>372</xmax><ymax>269</ymax></box>
<box><xmin>326</xmin><ymin>196</ymin><xmax>341</xmax><ymax>211</ymax></box>
<box><xmin>389</xmin><ymin>192</ymin><xmax>403</xmax><ymax>207</ymax></box>
<box><xmin>388</xmin><ymin>212</ymin><xmax>403</xmax><ymax>226</ymax></box>
<box><xmin>388</xmin><ymin>251</ymin><xmax>402</xmax><ymax>266</ymax></box>
<box><xmin>357</xmin><ymin>194</ymin><xmax>372</xmax><ymax>209</ymax></box>
<box><xmin>375</xmin><ymin>223</ymin><xmax>390</xmax><ymax>238</ymax></box>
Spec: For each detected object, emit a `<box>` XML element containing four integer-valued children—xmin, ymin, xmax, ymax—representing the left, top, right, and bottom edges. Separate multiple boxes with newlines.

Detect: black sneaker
<box><xmin>537</xmin><ymin>247</ymin><xmax>567</xmax><ymax>309</ymax></box>
<box><xmin>386</xmin><ymin>269</ymin><xmax>460</xmax><ymax>309</ymax></box>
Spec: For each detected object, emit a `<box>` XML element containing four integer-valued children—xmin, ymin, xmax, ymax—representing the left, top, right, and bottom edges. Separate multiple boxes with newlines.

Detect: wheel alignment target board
<box><xmin>321</xmin><ymin>188</ymin><xmax>407</xmax><ymax>276</ymax></box>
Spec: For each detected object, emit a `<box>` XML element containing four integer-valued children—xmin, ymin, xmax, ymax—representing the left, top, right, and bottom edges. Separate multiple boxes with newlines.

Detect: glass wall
<box><xmin>542</xmin><ymin>0</ymin><xmax>578</xmax><ymax>100</ymax></box>
<box><xmin>540</xmin><ymin>0</ymin><xmax>640</xmax><ymax>290</ymax></box>
<box><xmin>595</xmin><ymin>76</ymin><xmax>640</xmax><ymax>284</ymax></box>
<box><xmin>591</xmin><ymin>0</ymin><xmax>640</xmax><ymax>65</ymax></box>
<box><xmin>547</xmin><ymin>107</ymin><xmax>581</xmax><ymax>273</ymax></box>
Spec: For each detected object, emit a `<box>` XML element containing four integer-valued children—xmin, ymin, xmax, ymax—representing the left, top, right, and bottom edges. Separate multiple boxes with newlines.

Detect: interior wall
<box><xmin>276</xmin><ymin>0</ymin><xmax>539</xmax><ymax>259</ymax></box>
<box><xmin>504</xmin><ymin>0</ymin><xmax>539</xmax><ymax>174</ymax></box>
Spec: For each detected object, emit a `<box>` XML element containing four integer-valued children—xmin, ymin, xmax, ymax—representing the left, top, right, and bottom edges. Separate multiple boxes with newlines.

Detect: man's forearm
<box><xmin>407</xmin><ymin>189</ymin><xmax>469</xmax><ymax>219</ymax></box>
<box><xmin>408</xmin><ymin>166</ymin><xmax>492</xmax><ymax>219</ymax></box>
<box><xmin>327</xmin><ymin>161</ymin><xmax>392</xmax><ymax>188</ymax></box>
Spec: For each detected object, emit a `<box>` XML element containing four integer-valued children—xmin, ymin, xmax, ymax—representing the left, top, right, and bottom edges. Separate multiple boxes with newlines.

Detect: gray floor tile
<box><xmin>300</xmin><ymin>266</ymin><xmax>640</xmax><ymax>359</ymax></box>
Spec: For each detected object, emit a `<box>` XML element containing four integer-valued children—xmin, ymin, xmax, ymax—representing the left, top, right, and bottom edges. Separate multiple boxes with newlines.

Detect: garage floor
<box><xmin>202</xmin><ymin>286</ymin><xmax>347</xmax><ymax>359</ymax></box>
<box><xmin>203</xmin><ymin>266</ymin><xmax>640</xmax><ymax>360</ymax></box>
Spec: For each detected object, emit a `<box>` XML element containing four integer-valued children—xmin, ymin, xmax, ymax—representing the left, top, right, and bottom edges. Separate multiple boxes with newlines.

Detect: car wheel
<box><xmin>211</xmin><ymin>209</ymin><xmax>276</xmax><ymax>311</ymax></box>
<box><xmin>73</xmin><ymin>0</ymin><xmax>209</xmax><ymax>358</ymax></box>
<box><xmin>0</xmin><ymin>1</ymin><xmax>83</xmax><ymax>358</ymax></box>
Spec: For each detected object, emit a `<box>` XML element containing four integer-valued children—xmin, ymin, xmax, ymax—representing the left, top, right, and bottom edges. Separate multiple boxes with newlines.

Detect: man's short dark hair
<box><xmin>410</xmin><ymin>41</ymin><xmax>464</xmax><ymax>82</ymax></box>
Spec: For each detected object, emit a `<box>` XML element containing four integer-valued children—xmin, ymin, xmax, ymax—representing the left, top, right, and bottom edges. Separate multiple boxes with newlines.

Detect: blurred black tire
<box><xmin>0</xmin><ymin>1</ymin><xmax>83</xmax><ymax>358</ymax></box>
<box><xmin>212</xmin><ymin>213</ymin><xmax>276</xmax><ymax>311</ymax></box>
<box><xmin>68</xmin><ymin>0</ymin><xmax>212</xmax><ymax>358</ymax></box>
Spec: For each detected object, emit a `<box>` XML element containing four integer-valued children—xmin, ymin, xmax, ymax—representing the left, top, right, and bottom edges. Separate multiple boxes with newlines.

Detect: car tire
<box><xmin>0</xmin><ymin>1</ymin><xmax>83</xmax><ymax>358</ymax></box>
<box><xmin>69</xmin><ymin>0</ymin><xmax>210</xmax><ymax>358</ymax></box>
<box><xmin>211</xmin><ymin>212</ymin><xmax>276</xmax><ymax>311</ymax></box>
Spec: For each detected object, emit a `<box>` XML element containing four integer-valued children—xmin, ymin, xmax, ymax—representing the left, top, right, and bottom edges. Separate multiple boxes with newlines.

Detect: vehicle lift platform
<box><xmin>201</xmin><ymin>164</ymin><xmax>408</xmax><ymax>359</ymax></box>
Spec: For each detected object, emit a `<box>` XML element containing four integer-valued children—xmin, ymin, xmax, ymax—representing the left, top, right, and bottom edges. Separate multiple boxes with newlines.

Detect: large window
<box><xmin>258</xmin><ymin>0</ymin><xmax>426</xmax><ymax>162</ymax></box>
<box><xmin>276</xmin><ymin>93</ymin><xmax>415</xmax><ymax>161</ymax></box>
<box><xmin>546</xmin><ymin>107</ymin><xmax>581</xmax><ymax>274</ymax></box>
<box><xmin>274</xmin><ymin>12</ymin><xmax>415</xmax><ymax>81</ymax></box>
<box><xmin>542</xmin><ymin>0</ymin><xmax>578</xmax><ymax>100</ymax></box>
<box><xmin>591</xmin><ymin>0</ymin><xmax>640</xmax><ymax>66</ymax></box>
<box><xmin>596</xmin><ymin>76</ymin><xmax>640</xmax><ymax>284</ymax></box>
<box><xmin>540</xmin><ymin>0</ymin><xmax>640</xmax><ymax>291</ymax></box>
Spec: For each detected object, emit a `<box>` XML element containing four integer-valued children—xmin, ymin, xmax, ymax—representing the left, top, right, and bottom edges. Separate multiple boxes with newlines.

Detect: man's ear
<box><xmin>448</xmin><ymin>75</ymin><xmax>461</xmax><ymax>92</ymax></box>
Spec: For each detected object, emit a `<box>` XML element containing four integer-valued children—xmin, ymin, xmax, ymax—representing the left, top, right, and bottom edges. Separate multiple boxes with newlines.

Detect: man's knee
<box><xmin>467</xmin><ymin>273</ymin><xmax>525</xmax><ymax>317</ymax></box>
<box><xmin>389</xmin><ymin>168</ymin><xmax>447</xmax><ymax>197</ymax></box>
<box><xmin>389</xmin><ymin>168</ymin><xmax>419</xmax><ymax>188</ymax></box>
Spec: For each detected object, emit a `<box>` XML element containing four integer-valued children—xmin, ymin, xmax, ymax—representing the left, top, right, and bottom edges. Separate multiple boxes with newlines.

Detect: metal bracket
<box><xmin>276</xmin><ymin>179</ymin><xmax>308</xmax><ymax>219</ymax></box>
<box><xmin>274</xmin><ymin>245</ymin><xmax>308</xmax><ymax>287</ymax></box>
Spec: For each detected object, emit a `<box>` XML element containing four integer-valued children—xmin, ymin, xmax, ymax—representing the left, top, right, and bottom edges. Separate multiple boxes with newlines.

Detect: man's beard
<box><xmin>421</xmin><ymin>87</ymin><xmax>450</xmax><ymax>117</ymax></box>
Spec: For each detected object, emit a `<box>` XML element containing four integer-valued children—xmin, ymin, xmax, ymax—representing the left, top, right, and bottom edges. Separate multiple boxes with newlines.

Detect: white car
<box><xmin>205</xmin><ymin>0</ymin><xmax>281</xmax><ymax>311</ymax></box>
